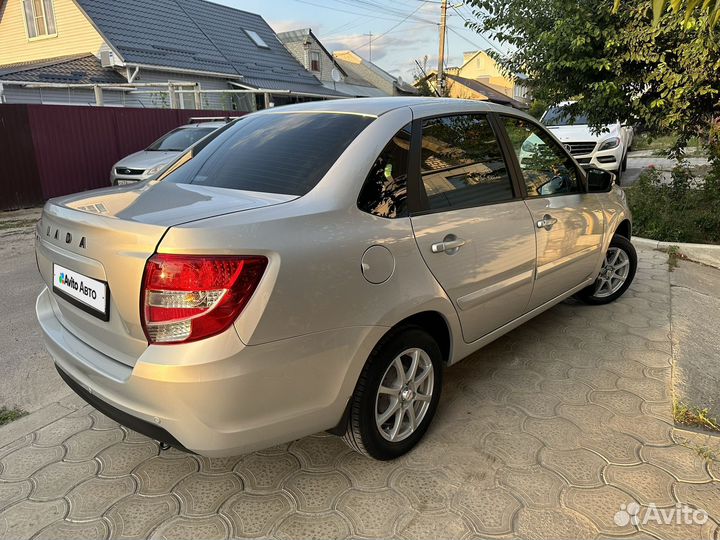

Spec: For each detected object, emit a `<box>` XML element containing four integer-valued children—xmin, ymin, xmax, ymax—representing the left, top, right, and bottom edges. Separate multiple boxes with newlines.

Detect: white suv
<box><xmin>541</xmin><ymin>102</ymin><xmax>633</xmax><ymax>183</ymax></box>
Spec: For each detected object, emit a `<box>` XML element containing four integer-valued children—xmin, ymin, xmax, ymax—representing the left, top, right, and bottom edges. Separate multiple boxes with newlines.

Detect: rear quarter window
<box><xmin>167</xmin><ymin>113</ymin><xmax>374</xmax><ymax>196</ymax></box>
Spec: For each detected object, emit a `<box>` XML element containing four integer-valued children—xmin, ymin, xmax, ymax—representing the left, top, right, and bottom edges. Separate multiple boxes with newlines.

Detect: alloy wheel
<box><xmin>375</xmin><ymin>348</ymin><xmax>434</xmax><ymax>442</ymax></box>
<box><xmin>594</xmin><ymin>247</ymin><xmax>630</xmax><ymax>298</ymax></box>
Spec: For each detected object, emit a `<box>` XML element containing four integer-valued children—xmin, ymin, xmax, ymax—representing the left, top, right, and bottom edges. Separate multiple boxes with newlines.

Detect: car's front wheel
<box><xmin>343</xmin><ymin>327</ymin><xmax>443</xmax><ymax>460</ymax></box>
<box><xmin>576</xmin><ymin>234</ymin><xmax>637</xmax><ymax>305</ymax></box>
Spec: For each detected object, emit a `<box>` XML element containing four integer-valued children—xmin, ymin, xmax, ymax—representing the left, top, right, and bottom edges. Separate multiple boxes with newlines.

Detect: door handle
<box><xmin>431</xmin><ymin>235</ymin><xmax>466</xmax><ymax>254</ymax></box>
<box><xmin>536</xmin><ymin>214</ymin><xmax>558</xmax><ymax>231</ymax></box>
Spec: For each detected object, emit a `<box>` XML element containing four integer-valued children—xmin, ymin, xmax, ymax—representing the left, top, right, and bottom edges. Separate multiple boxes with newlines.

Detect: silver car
<box><xmin>36</xmin><ymin>98</ymin><xmax>636</xmax><ymax>460</ymax></box>
<box><xmin>110</xmin><ymin>120</ymin><xmax>229</xmax><ymax>185</ymax></box>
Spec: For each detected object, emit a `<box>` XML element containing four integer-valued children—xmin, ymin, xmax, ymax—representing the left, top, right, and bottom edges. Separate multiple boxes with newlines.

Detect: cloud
<box><xmin>324</xmin><ymin>27</ymin><xmax>432</xmax><ymax>63</ymax></box>
<box><xmin>269</xmin><ymin>19</ymin><xmax>323</xmax><ymax>34</ymax></box>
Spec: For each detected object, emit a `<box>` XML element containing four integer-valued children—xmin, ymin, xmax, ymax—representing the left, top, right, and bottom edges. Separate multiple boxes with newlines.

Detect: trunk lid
<box><xmin>36</xmin><ymin>182</ymin><xmax>296</xmax><ymax>366</ymax></box>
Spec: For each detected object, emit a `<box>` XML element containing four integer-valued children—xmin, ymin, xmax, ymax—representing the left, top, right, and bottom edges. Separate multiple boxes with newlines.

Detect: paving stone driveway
<box><xmin>1</xmin><ymin>246</ymin><xmax>719</xmax><ymax>539</ymax></box>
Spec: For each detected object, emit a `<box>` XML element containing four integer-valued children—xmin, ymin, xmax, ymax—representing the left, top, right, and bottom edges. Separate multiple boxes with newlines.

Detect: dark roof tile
<box><xmin>0</xmin><ymin>54</ymin><xmax>126</xmax><ymax>84</ymax></box>
<box><xmin>75</xmin><ymin>0</ymin><xmax>334</xmax><ymax>94</ymax></box>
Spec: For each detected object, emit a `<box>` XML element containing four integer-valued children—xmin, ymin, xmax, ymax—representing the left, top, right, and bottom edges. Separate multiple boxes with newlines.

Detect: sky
<box><xmin>212</xmin><ymin>0</ymin><xmax>506</xmax><ymax>82</ymax></box>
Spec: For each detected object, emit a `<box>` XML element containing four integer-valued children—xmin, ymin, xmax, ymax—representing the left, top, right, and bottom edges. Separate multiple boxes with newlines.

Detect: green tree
<box><xmin>615</xmin><ymin>0</ymin><xmax>720</xmax><ymax>27</ymax></box>
<box><xmin>465</xmin><ymin>0</ymin><xmax>720</xmax><ymax>155</ymax></box>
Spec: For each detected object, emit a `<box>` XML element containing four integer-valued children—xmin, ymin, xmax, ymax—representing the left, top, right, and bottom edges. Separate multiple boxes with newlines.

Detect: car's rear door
<box><xmin>499</xmin><ymin>115</ymin><xmax>605</xmax><ymax>310</ymax></box>
<box><xmin>409</xmin><ymin>112</ymin><xmax>537</xmax><ymax>343</ymax></box>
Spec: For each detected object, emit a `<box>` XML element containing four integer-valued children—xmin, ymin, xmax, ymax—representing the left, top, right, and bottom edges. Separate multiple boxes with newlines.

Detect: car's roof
<box><xmin>260</xmin><ymin>97</ymin><xmax>508</xmax><ymax>117</ymax></box>
<box><xmin>179</xmin><ymin>121</ymin><xmax>228</xmax><ymax>129</ymax></box>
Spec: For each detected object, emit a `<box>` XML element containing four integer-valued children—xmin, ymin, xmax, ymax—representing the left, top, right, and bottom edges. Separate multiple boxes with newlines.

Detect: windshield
<box><xmin>147</xmin><ymin>127</ymin><xmax>216</xmax><ymax>151</ymax></box>
<box><xmin>165</xmin><ymin>113</ymin><xmax>374</xmax><ymax>196</ymax></box>
<box><xmin>542</xmin><ymin>106</ymin><xmax>589</xmax><ymax>126</ymax></box>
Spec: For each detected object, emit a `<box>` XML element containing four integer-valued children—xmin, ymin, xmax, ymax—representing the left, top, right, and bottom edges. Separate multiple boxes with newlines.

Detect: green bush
<box><xmin>626</xmin><ymin>161</ymin><xmax>720</xmax><ymax>244</ymax></box>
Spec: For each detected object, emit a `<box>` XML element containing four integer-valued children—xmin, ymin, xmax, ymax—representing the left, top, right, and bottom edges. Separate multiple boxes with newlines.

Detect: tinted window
<box><xmin>542</xmin><ymin>106</ymin><xmax>589</xmax><ymax>126</ymax></box>
<box><xmin>147</xmin><ymin>127</ymin><xmax>216</xmax><ymax>151</ymax></box>
<box><xmin>166</xmin><ymin>113</ymin><xmax>373</xmax><ymax>196</ymax></box>
<box><xmin>420</xmin><ymin>114</ymin><xmax>514</xmax><ymax>211</ymax></box>
<box><xmin>357</xmin><ymin>124</ymin><xmax>410</xmax><ymax>218</ymax></box>
<box><xmin>502</xmin><ymin>116</ymin><xmax>581</xmax><ymax>197</ymax></box>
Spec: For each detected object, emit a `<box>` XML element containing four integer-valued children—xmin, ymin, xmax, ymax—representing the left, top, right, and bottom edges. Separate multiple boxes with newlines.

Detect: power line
<box><xmin>448</xmin><ymin>4</ymin><xmax>504</xmax><ymax>54</ymax></box>
<box><xmin>338</xmin><ymin>0</ymin><xmax>435</xmax><ymax>22</ymax></box>
<box><xmin>286</xmin><ymin>0</ymin><xmax>433</xmax><ymax>24</ymax></box>
<box><xmin>320</xmin><ymin>0</ymin><xmax>436</xmax><ymax>25</ymax></box>
<box><xmin>323</xmin><ymin>16</ymin><xmax>372</xmax><ymax>37</ymax></box>
<box><xmin>446</xmin><ymin>17</ymin><xmax>503</xmax><ymax>55</ymax></box>
<box><xmin>353</xmin><ymin>1</ymin><xmax>429</xmax><ymax>52</ymax></box>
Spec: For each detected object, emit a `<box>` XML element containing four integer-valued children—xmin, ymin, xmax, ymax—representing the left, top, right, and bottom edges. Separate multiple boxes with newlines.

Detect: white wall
<box><xmin>2</xmin><ymin>70</ymin><xmax>255</xmax><ymax>110</ymax></box>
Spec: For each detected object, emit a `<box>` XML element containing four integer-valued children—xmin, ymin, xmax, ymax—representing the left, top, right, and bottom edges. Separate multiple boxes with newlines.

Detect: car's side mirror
<box><xmin>586</xmin><ymin>167</ymin><xmax>615</xmax><ymax>192</ymax></box>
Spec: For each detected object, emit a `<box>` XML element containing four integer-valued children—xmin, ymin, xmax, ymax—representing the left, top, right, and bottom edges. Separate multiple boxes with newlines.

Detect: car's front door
<box><xmin>410</xmin><ymin>113</ymin><xmax>537</xmax><ymax>343</ymax></box>
<box><xmin>500</xmin><ymin>116</ymin><xmax>605</xmax><ymax>310</ymax></box>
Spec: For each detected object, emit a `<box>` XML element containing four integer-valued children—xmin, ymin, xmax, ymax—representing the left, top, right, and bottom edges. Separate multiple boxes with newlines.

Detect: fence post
<box><xmin>194</xmin><ymin>84</ymin><xmax>202</xmax><ymax>110</ymax></box>
<box><xmin>93</xmin><ymin>85</ymin><xmax>104</xmax><ymax>107</ymax></box>
<box><xmin>168</xmin><ymin>84</ymin><xmax>177</xmax><ymax>109</ymax></box>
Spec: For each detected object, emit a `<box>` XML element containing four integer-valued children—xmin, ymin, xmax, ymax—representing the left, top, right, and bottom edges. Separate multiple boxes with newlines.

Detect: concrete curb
<box><xmin>0</xmin><ymin>393</ymin><xmax>80</xmax><ymax>450</ymax></box>
<box><xmin>633</xmin><ymin>236</ymin><xmax>720</xmax><ymax>269</ymax></box>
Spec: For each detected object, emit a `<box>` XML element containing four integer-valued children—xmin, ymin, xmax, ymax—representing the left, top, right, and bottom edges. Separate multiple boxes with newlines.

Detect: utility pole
<box><xmin>436</xmin><ymin>0</ymin><xmax>448</xmax><ymax>96</ymax></box>
<box><xmin>364</xmin><ymin>31</ymin><xmax>373</xmax><ymax>61</ymax></box>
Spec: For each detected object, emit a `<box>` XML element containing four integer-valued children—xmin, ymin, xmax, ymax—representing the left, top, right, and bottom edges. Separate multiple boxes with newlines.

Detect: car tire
<box><xmin>622</xmin><ymin>153</ymin><xmax>628</xmax><ymax>172</ymax></box>
<box><xmin>342</xmin><ymin>326</ymin><xmax>443</xmax><ymax>460</ymax></box>
<box><xmin>576</xmin><ymin>234</ymin><xmax>637</xmax><ymax>305</ymax></box>
<box><xmin>614</xmin><ymin>166</ymin><xmax>623</xmax><ymax>185</ymax></box>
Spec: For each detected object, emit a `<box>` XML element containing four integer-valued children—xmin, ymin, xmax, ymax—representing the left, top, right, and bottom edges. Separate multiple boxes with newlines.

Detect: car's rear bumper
<box><xmin>54</xmin><ymin>363</ymin><xmax>188</xmax><ymax>451</ymax></box>
<box><xmin>37</xmin><ymin>287</ymin><xmax>382</xmax><ymax>456</ymax></box>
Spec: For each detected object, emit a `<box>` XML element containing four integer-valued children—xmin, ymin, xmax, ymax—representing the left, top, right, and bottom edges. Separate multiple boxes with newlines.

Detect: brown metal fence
<box><xmin>0</xmin><ymin>104</ymin><xmax>242</xmax><ymax>210</ymax></box>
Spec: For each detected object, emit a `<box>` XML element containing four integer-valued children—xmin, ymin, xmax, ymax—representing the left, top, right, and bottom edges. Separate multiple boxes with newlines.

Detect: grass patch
<box><xmin>664</xmin><ymin>245</ymin><xmax>685</xmax><ymax>271</ymax></box>
<box><xmin>632</xmin><ymin>133</ymin><xmax>677</xmax><ymax>152</ymax></box>
<box><xmin>0</xmin><ymin>218</ymin><xmax>38</xmax><ymax>231</ymax></box>
<box><xmin>673</xmin><ymin>401</ymin><xmax>720</xmax><ymax>432</ymax></box>
<box><xmin>0</xmin><ymin>406</ymin><xmax>28</xmax><ymax>426</ymax></box>
<box><xmin>676</xmin><ymin>435</ymin><xmax>719</xmax><ymax>462</ymax></box>
<box><xmin>632</xmin><ymin>133</ymin><xmax>702</xmax><ymax>154</ymax></box>
<box><xmin>626</xmin><ymin>163</ymin><xmax>720</xmax><ymax>244</ymax></box>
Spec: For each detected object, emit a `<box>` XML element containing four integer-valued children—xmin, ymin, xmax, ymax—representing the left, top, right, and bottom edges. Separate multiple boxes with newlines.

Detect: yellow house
<box><xmin>417</xmin><ymin>50</ymin><xmax>529</xmax><ymax>107</ymax></box>
<box><xmin>0</xmin><ymin>0</ymin><xmax>104</xmax><ymax>66</ymax></box>
<box><xmin>457</xmin><ymin>50</ymin><xmax>528</xmax><ymax>102</ymax></box>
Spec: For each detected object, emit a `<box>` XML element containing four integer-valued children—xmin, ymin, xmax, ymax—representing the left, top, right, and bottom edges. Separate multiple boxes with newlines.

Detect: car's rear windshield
<box><xmin>542</xmin><ymin>106</ymin><xmax>589</xmax><ymax>126</ymax></box>
<box><xmin>165</xmin><ymin>112</ymin><xmax>374</xmax><ymax>196</ymax></box>
<box><xmin>147</xmin><ymin>127</ymin><xmax>216</xmax><ymax>151</ymax></box>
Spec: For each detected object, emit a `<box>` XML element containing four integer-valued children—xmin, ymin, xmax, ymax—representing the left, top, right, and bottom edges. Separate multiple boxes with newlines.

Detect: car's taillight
<box><xmin>141</xmin><ymin>254</ymin><xmax>267</xmax><ymax>344</ymax></box>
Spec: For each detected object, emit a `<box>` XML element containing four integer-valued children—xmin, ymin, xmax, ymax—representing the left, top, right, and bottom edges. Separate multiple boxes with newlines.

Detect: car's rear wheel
<box><xmin>343</xmin><ymin>327</ymin><xmax>442</xmax><ymax>460</ymax></box>
<box><xmin>576</xmin><ymin>234</ymin><xmax>637</xmax><ymax>305</ymax></box>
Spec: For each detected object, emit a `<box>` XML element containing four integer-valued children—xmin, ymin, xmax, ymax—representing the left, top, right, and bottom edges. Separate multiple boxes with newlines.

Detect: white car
<box><xmin>541</xmin><ymin>102</ymin><xmax>634</xmax><ymax>183</ymax></box>
<box><xmin>110</xmin><ymin>119</ymin><xmax>232</xmax><ymax>185</ymax></box>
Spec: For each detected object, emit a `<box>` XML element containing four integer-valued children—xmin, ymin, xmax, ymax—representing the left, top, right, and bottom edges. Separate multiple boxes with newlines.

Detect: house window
<box><xmin>244</xmin><ymin>29</ymin><xmax>269</xmax><ymax>49</ymax></box>
<box><xmin>310</xmin><ymin>51</ymin><xmax>320</xmax><ymax>72</ymax></box>
<box><xmin>23</xmin><ymin>0</ymin><xmax>56</xmax><ymax>39</ymax></box>
<box><xmin>171</xmin><ymin>83</ymin><xmax>198</xmax><ymax>109</ymax></box>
